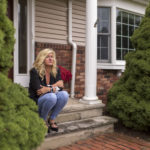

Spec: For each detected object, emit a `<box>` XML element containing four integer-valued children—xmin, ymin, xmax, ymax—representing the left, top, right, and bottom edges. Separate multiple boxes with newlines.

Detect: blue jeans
<box><xmin>38</xmin><ymin>91</ymin><xmax>69</xmax><ymax>121</ymax></box>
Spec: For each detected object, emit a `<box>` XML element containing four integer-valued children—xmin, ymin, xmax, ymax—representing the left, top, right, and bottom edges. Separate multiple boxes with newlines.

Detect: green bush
<box><xmin>0</xmin><ymin>73</ymin><xmax>47</xmax><ymax>150</ymax></box>
<box><xmin>0</xmin><ymin>0</ymin><xmax>47</xmax><ymax>149</ymax></box>
<box><xmin>0</xmin><ymin>0</ymin><xmax>15</xmax><ymax>75</ymax></box>
<box><xmin>107</xmin><ymin>2</ymin><xmax>150</xmax><ymax>131</ymax></box>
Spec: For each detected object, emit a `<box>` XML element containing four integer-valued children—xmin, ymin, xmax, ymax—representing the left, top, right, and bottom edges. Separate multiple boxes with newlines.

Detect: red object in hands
<box><xmin>58</xmin><ymin>66</ymin><xmax>72</xmax><ymax>83</ymax></box>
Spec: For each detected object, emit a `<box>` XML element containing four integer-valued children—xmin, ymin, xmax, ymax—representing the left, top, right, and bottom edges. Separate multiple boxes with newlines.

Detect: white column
<box><xmin>80</xmin><ymin>0</ymin><xmax>101</xmax><ymax>104</ymax></box>
<box><xmin>111</xmin><ymin>5</ymin><xmax>116</xmax><ymax>64</ymax></box>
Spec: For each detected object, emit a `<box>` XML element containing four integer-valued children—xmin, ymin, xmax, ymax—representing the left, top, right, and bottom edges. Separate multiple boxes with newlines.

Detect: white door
<box><xmin>13</xmin><ymin>0</ymin><xmax>35</xmax><ymax>87</ymax></box>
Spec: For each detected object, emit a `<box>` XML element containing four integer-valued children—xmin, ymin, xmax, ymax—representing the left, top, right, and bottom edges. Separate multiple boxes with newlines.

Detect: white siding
<box><xmin>35</xmin><ymin>0</ymin><xmax>68</xmax><ymax>44</ymax></box>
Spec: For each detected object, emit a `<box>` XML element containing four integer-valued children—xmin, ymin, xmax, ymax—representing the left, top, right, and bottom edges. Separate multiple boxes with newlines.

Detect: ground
<box><xmin>114</xmin><ymin>122</ymin><xmax>150</xmax><ymax>142</ymax></box>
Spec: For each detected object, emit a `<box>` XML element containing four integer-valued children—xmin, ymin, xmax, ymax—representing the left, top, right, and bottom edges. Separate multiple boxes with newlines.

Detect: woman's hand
<box><xmin>37</xmin><ymin>85</ymin><xmax>50</xmax><ymax>96</ymax></box>
<box><xmin>52</xmin><ymin>80</ymin><xmax>64</xmax><ymax>88</ymax></box>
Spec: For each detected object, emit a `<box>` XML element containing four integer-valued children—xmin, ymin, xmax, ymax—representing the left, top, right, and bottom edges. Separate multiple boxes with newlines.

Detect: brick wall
<box><xmin>74</xmin><ymin>46</ymin><xmax>85</xmax><ymax>98</ymax></box>
<box><xmin>35</xmin><ymin>42</ymin><xmax>119</xmax><ymax>104</ymax></box>
<box><xmin>97</xmin><ymin>70</ymin><xmax>119</xmax><ymax>104</ymax></box>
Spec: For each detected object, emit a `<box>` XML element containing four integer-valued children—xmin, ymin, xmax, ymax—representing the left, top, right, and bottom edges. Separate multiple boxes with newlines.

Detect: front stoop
<box><xmin>36</xmin><ymin>99</ymin><xmax>117</xmax><ymax>150</ymax></box>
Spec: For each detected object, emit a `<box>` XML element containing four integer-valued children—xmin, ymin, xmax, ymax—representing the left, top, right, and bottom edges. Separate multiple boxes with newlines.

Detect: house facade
<box><xmin>8</xmin><ymin>0</ymin><xmax>148</xmax><ymax>104</ymax></box>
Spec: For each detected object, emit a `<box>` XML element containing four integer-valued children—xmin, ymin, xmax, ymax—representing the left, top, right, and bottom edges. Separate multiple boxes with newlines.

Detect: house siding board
<box><xmin>35</xmin><ymin>0</ymin><xmax>68</xmax><ymax>44</ymax></box>
<box><xmin>35</xmin><ymin>38</ymin><xmax>67</xmax><ymax>45</ymax></box>
<box><xmin>35</xmin><ymin>17</ymin><xmax>67</xmax><ymax>26</ymax></box>
<box><xmin>72</xmin><ymin>0</ymin><xmax>86</xmax><ymax>46</ymax></box>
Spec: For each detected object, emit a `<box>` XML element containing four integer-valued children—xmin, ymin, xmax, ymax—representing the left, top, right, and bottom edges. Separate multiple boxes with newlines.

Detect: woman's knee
<box><xmin>58</xmin><ymin>91</ymin><xmax>69</xmax><ymax>102</ymax></box>
<box><xmin>62</xmin><ymin>91</ymin><xmax>69</xmax><ymax>100</ymax></box>
<box><xmin>44</xmin><ymin>93</ymin><xmax>57</xmax><ymax>105</ymax></box>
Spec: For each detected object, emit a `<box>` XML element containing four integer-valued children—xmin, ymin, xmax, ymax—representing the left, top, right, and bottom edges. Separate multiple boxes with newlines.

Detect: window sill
<box><xmin>97</xmin><ymin>62</ymin><xmax>125</xmax><ymax>71</ymax></box>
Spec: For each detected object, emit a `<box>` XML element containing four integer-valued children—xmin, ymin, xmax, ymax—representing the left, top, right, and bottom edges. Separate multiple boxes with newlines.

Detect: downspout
<box><xmin>68</xmin><ymin>0</ymin><xmax>77</xmax><ymax>98</ymax></box>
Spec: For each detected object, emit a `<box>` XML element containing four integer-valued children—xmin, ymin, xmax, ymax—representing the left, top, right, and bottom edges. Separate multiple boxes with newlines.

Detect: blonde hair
<box><xmin>33</xmin><ymin>48</ymin><xmax>57</xmax><ymax>80</ymax></box>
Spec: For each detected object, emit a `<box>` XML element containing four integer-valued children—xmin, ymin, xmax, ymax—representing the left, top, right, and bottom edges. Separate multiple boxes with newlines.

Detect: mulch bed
<box><xmin>114</xmin><ymin>122</ymin><xmax>150</xmax><ymax>142</ymax></box>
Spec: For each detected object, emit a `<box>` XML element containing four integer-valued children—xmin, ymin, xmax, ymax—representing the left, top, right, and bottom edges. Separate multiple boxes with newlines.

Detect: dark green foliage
<box><xmin>107</xmin><ymin>2</ymin><xmax>150</xmax><ymax>131</ymax></box>
<box><xmin>0</xmin><ymin>0</ymin><xmax>15</xmax><ymax>75</ymax></box>
<box><xmin>131</xmin><ymin>3</ymin><xmax>150</xmax><ymax>50</ymax></box>
<box><xmin>0</xmin><ymin>1</ymin><xmax>47</xmax><ymax>149</ymax></box>
<box><xmin>0</xmin><ymin>73</ymin><xmax>47</xmax><ymax>150</ymax></box>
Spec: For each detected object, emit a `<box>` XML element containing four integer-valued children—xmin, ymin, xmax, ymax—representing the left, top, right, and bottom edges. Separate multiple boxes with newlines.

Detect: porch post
<box><xmin>80</xmin><ymin>0</ymin><xmax>101</xmax><ymax>104</ymax></box>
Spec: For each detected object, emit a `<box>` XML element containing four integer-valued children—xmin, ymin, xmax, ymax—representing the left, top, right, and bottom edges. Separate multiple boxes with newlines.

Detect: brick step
<box><xmin>55</xmin><ymin>98</ymin><xmax>105</xmax><ymax>123</ymax></box>
<box><xmin>37</xmin><ymin>116</ymin><xmax>117</xmax><ymax>150</ymax></box>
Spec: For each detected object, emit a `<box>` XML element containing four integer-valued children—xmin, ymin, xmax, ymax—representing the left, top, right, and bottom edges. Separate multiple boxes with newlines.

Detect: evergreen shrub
<box><xmin>0</xmin><ymin>0</ymin><xmax>47</xmax><ymax>149</ymax></box>
<box><xmin>0</xmin><ymin>73</ymin><xmax>46</xmax><ymax>150</ymax></box>
<box><xmin>0</xmin><ymin>0</ymin><xmax>15</xmax><ymax>75</ymax></box>
<box><xmin>107</xmin><ymin>2</ymin><xmax>150</xmax><ymax>131</ymax></box>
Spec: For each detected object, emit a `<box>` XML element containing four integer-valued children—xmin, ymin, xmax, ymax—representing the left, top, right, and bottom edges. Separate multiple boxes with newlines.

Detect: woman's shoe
<box><xmin>48</xmin><ymin>119</ymin><xmax>59</xmax><ymax>132</ymax></box>
<box><xmin>50</xmin><ymin>122</ymin><xmax>59</xmax><ymax>132</ymax></box>
<box><xmin>48</xmin><ymin>120</ymin><xmax>59</xmax><ymax>132</ymax></box>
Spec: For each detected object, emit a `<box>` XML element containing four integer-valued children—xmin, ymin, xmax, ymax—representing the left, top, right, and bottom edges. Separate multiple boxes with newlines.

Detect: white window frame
<box><xmin>97</xmin><ymin>7</ymin><xmax>111</xmax><ymax>63</ymax></box>
<box><xmin>97</xmin><ymin>0</ymin><xmax>147</xmax><ymax>71</ymax></box>
<box><xmin>13</xmin><ymin>0</ymin><xmax>35</xmax><ymax>87</ymax></box>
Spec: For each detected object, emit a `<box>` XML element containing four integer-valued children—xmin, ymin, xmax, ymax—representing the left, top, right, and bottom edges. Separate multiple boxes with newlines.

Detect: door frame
<box><xmin>13</xmin><ymin>0</ymin><xmax>35</xmax><ymax>87</ymax></box>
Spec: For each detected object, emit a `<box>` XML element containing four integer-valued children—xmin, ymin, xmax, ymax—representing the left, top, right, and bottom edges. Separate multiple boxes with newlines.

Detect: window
<box><xmin>97</xmin><ymin>7</ymin><xmax>111</xmax><ymax>62</ymax></box>
<box><xmin>116</xmin><ymin>9</ymin><xmax>142</xmax><ymax>60</ymax></box>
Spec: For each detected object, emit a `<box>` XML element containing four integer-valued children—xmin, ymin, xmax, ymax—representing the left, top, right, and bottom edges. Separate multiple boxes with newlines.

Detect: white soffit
<box><xmin>131</xmin><ymin>0</ymin><xmax>149</xmax><ymax>5</ymax></box>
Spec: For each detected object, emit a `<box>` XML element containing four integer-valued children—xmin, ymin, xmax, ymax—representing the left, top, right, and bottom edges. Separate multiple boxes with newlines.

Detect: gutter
<box><xmin>68</xmin><ymin>0</ymin><xmax>77</xmax><ymax>98</ymax></box>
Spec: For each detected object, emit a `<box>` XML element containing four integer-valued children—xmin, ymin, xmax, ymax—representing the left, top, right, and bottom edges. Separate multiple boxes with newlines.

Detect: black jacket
<box><xmin>29</xmin><ymin>67</ymin><xmax>61</xmax><ymax>103</ymax></box>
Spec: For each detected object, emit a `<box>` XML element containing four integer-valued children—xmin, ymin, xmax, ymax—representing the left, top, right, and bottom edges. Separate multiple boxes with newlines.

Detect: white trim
<box><xmin>111</xmin><ymin>5</ymin><xmax>116</xmax><ymax>64</ymax></box>
<box><xmin>13</xmin><ymin>0</ymin><xmax>18</xmax><ymax>83</ymax></box>
<box><xmin>30</xmin><ymin>0</ymin><xmax>35</xmax><ymax>68</ymax></box>
<box><xmin>97</xmin><ymin>63</ymin><xmax>125</xmax><ymax>70</ymax></box>
<box><xmin>13</xmin><ymin>0</ymin><xmax>35</xmax><ymax>87</ymax></box>
<box><xmin>130</xmin><ymin>0</ymin><xmax>148</xmax><ymax>6</ymax></box>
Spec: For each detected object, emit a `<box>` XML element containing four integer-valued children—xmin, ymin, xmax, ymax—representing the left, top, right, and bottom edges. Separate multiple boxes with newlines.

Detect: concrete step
<box><xmin>55</xmin><ymin>98</ymin><xmax>105</xmax><ymax>123</ymax></box>
<box><xmin>37</xmin><ymin>116</ymin><xmax>117</xmax><ymax>150</ymax></box>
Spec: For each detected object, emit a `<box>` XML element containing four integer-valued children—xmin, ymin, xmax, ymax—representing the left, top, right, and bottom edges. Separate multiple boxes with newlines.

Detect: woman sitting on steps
<box><xmin>29</xmin><ymin>48</ymin><xmax>69</xmax><ymax>133</ymax></box>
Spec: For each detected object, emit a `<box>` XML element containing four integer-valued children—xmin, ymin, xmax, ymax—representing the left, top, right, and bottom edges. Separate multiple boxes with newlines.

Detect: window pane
<box><xmin>122</xmin><ymin>12</ymin><xmax>128</xmax><ymax>24</ymax></box>
<box><xmin>97</xmin><ymin>35</ymin><xmax>101</xmax><ymax>48</ymax></box>
<box><xmin>101</xmin><ymin>48</ymin><xmax>108</xmax><ymax>60</ymax></box>
<box><xmin>97</xmin><ymin>48</ymin><xmax>101</xmax><ymax>60</ymax></box>
<box><xmin>122</xmin><ymin>24</ymin><xmax>128</xmax><ymax>36</ymax></box>
<box><xmin>122</xmin><ymin>37</ymin><xmax>128</xmax><ymax>48</ymax></box>
<box><xmin>100</xmin><ymin>8</ymin><xmax>109</xmax><ymax>20</ymax></box>
<box><xmin>101</xmin><ymin>35</ymin><xmax>108</xmax><ymax>47</ymax></box>
<box><xmin>117</xmin><ymin>36</ymin><xmax>121</xmax><ymax>48</ymax></box>
<box><xmin>98</xmin><ymin>7</ymin><xmax>110</xmax><ymax>33</ymax></box>
<box><xmin>97</xmin><ymin>35</ymin><xmax>109</xmax><ymax>60</ymax></box>
<box><xmin>129</xmin><ymin>25</ymin><xmax>134</xmax><ymax>36</ymax></box>
<box><xmin>99</xmin><ymin>22</ymin><xmax>109</xmax><ymax>33</ymax></box>
<box><xmin>117</xmin><ymin>10</ymin><xmax>121</xmax><ymax>23</ymax></box>
<box><xmin>135</xmin><ymin>15</ymin><xmax>141</xmax><ymax>26</ymax></box>
<box><xmin>117</xmin><ymin>49</ymin><xmax>122</xmax><ymax>60</ymax></box>
<box><xmin>18</xmin><ymin>0</ymin><xmax>27</xmax><ymax>73</ymax></box>
<box><xmin>129</xmin><ymin>14</ymin><xmax>134</xmax><ymax>25</ymax></box>
<box><xmin>117</xmin><ymin>23</ymin><xmax>121</xmax><ymax>35</ymax></box>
